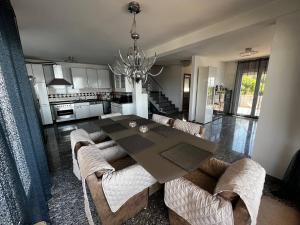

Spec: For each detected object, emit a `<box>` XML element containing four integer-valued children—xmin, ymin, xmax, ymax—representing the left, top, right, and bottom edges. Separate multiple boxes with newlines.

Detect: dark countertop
<box><xmin>49</xmin><ymin>99</ymin><xmax>112</xmax><ymax>105</ymax></box>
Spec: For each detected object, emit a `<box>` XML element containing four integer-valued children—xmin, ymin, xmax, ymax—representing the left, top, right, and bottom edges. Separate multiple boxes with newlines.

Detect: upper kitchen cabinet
<box><xmin>71</xmin><ymin>67</ymin><xmax>88</xmax><ymax>89</ymax></box>
<box><xmin>114</xmin><ymin>74</ymin><xmax>132</xmax><ymax>92</ymax></box>
<box><xmin>97</xmin><ymin>69</ymin><xmax>111</xmax><ymax>89</ymax></box>
<box><xmin>26</xmin><ymin>64</ymin><xmax>45</xmax><ymax>83</ymax></box>
<box><xmin>26</xmin><ymin>64</ymin><xmax>33</xmax><ymax>76</ymax></box>
<box><xmin>87</xmin><ymin>68</ymin><xmax>99</xmax><ymax>88</ymax></box>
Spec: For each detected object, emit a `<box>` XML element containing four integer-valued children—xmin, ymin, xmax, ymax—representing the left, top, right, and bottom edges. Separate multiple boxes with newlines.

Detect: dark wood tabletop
<box><xmin>97</xmin><ymin>115</ymin><xmax>216</xmax><ymax>183</ymax></box>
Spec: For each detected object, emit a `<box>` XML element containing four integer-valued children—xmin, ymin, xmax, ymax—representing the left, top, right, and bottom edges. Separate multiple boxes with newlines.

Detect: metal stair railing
<box><xmin>144</xmin><ymin>76</ymin><xmax>164</xmax><ymax>107</ymax></box>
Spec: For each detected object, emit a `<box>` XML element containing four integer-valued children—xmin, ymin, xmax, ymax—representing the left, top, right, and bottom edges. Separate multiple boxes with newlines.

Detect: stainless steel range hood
<box><xmin>47</xmin><ymin>65</ymin><xmax>72</xmax><ymax>86</ymax></box>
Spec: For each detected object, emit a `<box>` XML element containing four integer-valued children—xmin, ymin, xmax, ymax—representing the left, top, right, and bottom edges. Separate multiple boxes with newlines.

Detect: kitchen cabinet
<box><xmin>71</xmin><ymin>68</ymin><xmax>88</xmax><ymax>89</ymax></box>
<box><xmin>26</xmin><ymin>64</ymin><xmax>45</xmax><ymax>83</ymax></box>
<box><xmin>34</xmin><ymin>83</ymin><xmax>49</xmax><ymax>105</ymax></box>
<box><xmin>87</xmin><ymin>68</ymin><xmax>99</xmax><ymax>88</ymax></box>
<box><xmin>89</xmin><ymin>103</ymin><xmax>103</xmax><ymax>117</ymax></box>
<box><xmin>74</xmin><ymin>102</ymin><xmax>90</xmax><ymax>119</ymax></box>
<box><xmin>40</xmin><ymin>105</ymin><xmax>53</xmax><ymax>125</ymax></box>
<box><xmin>111</xmin><ymin>102</ymin><xmax>134</xmax><ymax>115</ymax></box>
<box><xmin>114</xmin><ymin>74</ymin><xmax>132</xmax><ymax>92</ymax></box>
<box><xmin>26</xmin><ymin>64</ymin><xmax>33</xmax><ymax>76</ymax></box>
<box><xmin>98</xmin><ymin>69</ymin><xmax>111</xmax><ymax>89</ymax></box>
<box><xmin>32</xmin><ymin>64</ymin><xmax>45</xmax><ymax>83</ymax></box>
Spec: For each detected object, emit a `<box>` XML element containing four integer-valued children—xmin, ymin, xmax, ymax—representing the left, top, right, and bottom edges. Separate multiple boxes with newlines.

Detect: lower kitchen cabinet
<box><xmin>89</xmin><ymin>103</ymin><xmax>103</xmax><ymax>117</ymax></box>
<box><xmin>40</xmin><ymin>105</ymin><xmax>53</xmax><ymax>125</ymax></box>
<box><xmin>111</xmin><ymin>102</ymin><xmax>134</xmax><ymax>115</ymax></box>
<box><xmin>74</xmin><ymin>102</ymin><xmax>90</xmax><ymax>119</ymax></box>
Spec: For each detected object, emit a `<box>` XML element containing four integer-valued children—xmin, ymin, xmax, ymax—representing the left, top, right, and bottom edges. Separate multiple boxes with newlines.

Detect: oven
<box><xmin>52</xmin><ymin>102</ymin><xmax>76</xmax><ymax>122</ymax></box>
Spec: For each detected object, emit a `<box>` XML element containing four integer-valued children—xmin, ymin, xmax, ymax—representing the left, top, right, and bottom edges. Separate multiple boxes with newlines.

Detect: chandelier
<box><xmin>108</xmin><ymin>1</ymin><xmax>163</xmax><ymax>84</ymax></box>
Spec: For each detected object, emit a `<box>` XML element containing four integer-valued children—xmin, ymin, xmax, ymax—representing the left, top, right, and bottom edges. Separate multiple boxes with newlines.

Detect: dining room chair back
<box><xmin>173</xmin><ymin>119</ymin><xmax>205</xmax><ymax>137</ymax></box>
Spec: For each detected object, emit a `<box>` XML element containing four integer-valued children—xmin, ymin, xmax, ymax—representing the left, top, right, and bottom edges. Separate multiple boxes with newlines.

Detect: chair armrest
<box><xmin>199</xmin><ymin>158</ymin><xmax>230</xmax><ymax>179</ymax></box>
<box><xmin>165</xmin><ymin>177</ymin><xmax>233</xmax><ymax>225</ymax></box>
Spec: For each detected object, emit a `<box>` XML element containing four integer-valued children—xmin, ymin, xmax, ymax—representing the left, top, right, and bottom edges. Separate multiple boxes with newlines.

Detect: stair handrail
<box><xmin>148</xmin><ymin>76</ymin><xmax>163</xmax><ymax>90</ymax></box>
<box><xmin>145</xmin><ymin>76</ymin><xmax>164</xmax><ymax>112</ymax></box>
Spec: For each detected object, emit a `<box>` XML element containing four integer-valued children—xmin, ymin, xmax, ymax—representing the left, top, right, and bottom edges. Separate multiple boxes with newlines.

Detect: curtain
<box><xmin>0</xmin><ymin>1</ymin><xmax>51</xmax><ymax>224</ymax></box>
<box><xmin>231</xmin><ymin>58</ymin><xmax>269</xmax><ymax>114</ymax></box>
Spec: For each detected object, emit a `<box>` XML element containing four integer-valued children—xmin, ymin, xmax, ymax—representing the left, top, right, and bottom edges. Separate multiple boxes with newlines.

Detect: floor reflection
<box><xmin>203</xmin><ymin>115</ymin><xmax>257</xmax><ymax>162</ymax></box>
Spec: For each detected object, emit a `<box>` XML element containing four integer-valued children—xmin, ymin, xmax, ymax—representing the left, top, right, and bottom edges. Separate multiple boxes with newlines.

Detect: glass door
<box><xmin>237</xmin><ymin>73</ymin><xmax>258</xmax><ymax>116</ymax></box>
<box><xmin>234</xmin><ymin>58</ymin><xmax>268</xmax><ymax>118</ymax></box>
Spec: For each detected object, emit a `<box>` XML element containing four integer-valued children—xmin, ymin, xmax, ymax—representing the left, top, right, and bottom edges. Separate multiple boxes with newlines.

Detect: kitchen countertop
<box><xmin>49</xmin><ymin>99</ymin><xmax>112</xmax><ymax>105</ymax></box>
<box><xmin>49</xmin><ymin>99</ymin><xmax>133</xmax><ymax>105</ymax></box>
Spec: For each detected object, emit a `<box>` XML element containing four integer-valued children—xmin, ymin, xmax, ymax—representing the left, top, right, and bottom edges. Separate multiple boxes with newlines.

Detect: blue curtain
<box><xmin>0</xmin><ymin>1</ymin><xmax>51</xmax><ymax>224</ymax></box>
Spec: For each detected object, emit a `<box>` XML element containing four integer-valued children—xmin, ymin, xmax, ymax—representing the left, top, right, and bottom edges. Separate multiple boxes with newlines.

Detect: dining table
<box><xmin>95</xmin><ymin>115</ymin><xmax>216</xmax><ymax>183</ymax></box>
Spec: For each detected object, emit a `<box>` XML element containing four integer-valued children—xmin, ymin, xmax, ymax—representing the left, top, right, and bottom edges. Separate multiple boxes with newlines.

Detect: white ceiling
<box><xmin>158</xmin><ymin>22</ymin><xmax>276</xmax><ymax>64</ymax></box>
<box><xmin>11</xmin><ymin>0</ymin><xmax>274</xmax><ymax>64</ymax></box>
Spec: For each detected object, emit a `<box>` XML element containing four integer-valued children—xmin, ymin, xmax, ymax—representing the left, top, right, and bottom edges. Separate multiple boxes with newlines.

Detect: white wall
<box><xmin>155</xmin><ymin>64</ymin><xmax>183</xmax><ymax>111</ymax></box>
<box><xmin>253</xmin><ymin>11</ymin><xmax>300</xmax><ymax>178</ymax></box>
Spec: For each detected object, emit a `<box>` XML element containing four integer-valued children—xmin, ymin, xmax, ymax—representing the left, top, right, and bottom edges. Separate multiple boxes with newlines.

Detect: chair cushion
<box><xmin>198</xmin><ymin>158</ymin><xmax>230</xmax><ymax>178</ymax></box>
<box><xmin>233</xmin><ymin>199</ymin><xmax>251</xmax><ymax>225</ymax></box>
<box><xmin>183</xmin><ymin>169</ymin><xmax>217</xmax><ymax>194</ymax></box>
<box><xmin>95</xmin><ymin>155</ymin><xmax>135</xmax><ymax>178</ymax></box>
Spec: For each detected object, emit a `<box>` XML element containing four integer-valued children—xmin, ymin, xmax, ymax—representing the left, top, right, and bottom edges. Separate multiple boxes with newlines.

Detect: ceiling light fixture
<box><xmin>240</xmin><ymin>48</ymin><xmax>258</xmax><ymax>57</ymax></box>
<box><xmin>108</xmin><ymin>1</ymin><xmax>163</xmax><ymax>84</ymax></box>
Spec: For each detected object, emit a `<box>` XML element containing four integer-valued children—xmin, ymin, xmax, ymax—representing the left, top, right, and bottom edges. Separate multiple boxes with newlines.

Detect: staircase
<box><xmin>144</xmin><ymin>76</ymin><xmax>179</xmax><ymax>116</ymax></box>
<box><xmin>149</xmin><ymin>91</ymin><xmax>179</xmax><ymax>115</ymax></box>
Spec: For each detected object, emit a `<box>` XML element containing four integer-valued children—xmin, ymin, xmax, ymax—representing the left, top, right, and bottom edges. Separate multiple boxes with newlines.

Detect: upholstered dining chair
<box><xmin>85</xmin><ymin>154</ymin><xmax>157</xmax><ymax>225</ymax></box>
<box><xmin>172</xmin><ymin>119</ymin><xmax>205</xmax><ymax>138</ymax></box>
<box><xmin>70</xmin><ymin>129</ymin><xmax>126</xmax><ymax>180</ymax></box>
<box><xmin>152</xmin><ymin>113</ymin><xmax>173</xmax><ymax>126</ymax></box>
<box><xmin>164</xmin><ymin>158</ymin><xmax>266</xmax><ymax>225</ymax></box>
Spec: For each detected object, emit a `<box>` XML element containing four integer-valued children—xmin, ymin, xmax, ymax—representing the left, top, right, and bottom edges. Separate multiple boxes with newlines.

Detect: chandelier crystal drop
<box><xmin>108</xmin><ymin>1</ymin><xmax>163</xmax><ymax>84</ymax></box>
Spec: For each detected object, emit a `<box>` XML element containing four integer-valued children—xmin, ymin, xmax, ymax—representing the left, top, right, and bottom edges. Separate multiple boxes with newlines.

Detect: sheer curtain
<box><xmin>0</xmin><ymin>0</ymin><xmax>51</xmax><ymax>224</ymax></box>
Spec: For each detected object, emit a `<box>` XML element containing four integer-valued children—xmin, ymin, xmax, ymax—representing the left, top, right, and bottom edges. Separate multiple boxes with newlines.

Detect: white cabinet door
<box><xmin>40</xmin><ymin>105</ymin><xmax>53</xmax><ymax>125</ymax></box>
<box><xmin>75</xmin><ymin>103</ymin><xmax>90</xmax><ymax>119</ymax></box>
<box><xmin>89</xmin><ymin>104</ymin><xmax>103</xmax><ymax>117</ymax></box>
<box><xmin>26</xmin><ymin>64</ymin><xmax>33</xmax><ymax>76</ymax></box>
<box><xmin>71</xmin><ymin>68</ymin><xmax>88</xmax><ymax>89</ymax></box>
<box><xmin>32</xmin><ymin>64</ymin><xmax>45</xmax><ymax>83</ymax></box>
<box><xmin>111</xmin><ymin>103</ymin><xmax>121</xmax><ymax>114</ymax></box>
<box><xmin>98</xmin><ymin>69</ymin><xmax>111</xmax><ymax>89</ymax></box>
<box><xmin>122</xmin><ymin>103</ymin><xmax>134</xmax><ymax>115</ymax></box>
<box><xmin>87</xmin><ymin>68</ymin><xmax>99</xmax><ymax>88</ymax></box>
<box><xmin>114</xmin><ymin>75</ymin><xmax>121</xmax><ymax>89</ymax></box>
<box><xmin>34</xmin><ymin>83</ymin><xmax>49</xmax><ymax>105</ymax></box>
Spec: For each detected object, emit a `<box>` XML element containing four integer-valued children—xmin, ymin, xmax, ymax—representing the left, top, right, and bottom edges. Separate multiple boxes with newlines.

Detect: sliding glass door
<box><xmin>233</xmin><ymin>58</ymin><xmax>268</xmax><ymax>118</ymax></box>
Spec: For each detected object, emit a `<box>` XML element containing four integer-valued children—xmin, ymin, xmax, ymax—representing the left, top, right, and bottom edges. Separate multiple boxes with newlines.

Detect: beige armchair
<box><xmin>86</xmin><ymin>155</ymin><xmax>159</xmax><ymax>225</ymax></box>
<box><xmin>165</xmin><ymin>158</ymin><xmax>256</xmax><ymax>225</ymax></box>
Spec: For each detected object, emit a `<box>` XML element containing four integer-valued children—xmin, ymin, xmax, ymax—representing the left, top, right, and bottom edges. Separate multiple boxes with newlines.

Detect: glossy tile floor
<box><xmin>44</xmin><ymin>115</ymin><xmax>292</xmax><ymax>225</ymax></box>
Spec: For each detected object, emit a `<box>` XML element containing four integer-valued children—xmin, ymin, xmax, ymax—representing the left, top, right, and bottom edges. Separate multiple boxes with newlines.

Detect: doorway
<box><xmin>182</xmin><ymin>74</ymin><xmax>191</xmax><ymax>114</ymax></box>
<box><xmin>233</xmin><ymin>58</ymin><xmax>268</xmax><ymax>118</ymax></box>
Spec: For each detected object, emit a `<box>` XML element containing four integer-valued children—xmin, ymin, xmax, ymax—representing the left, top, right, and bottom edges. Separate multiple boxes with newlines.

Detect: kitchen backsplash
<box><xmin>48</xmin><ymin>91</ymin><xmax>111</xmax><ymax>102</ymax></box>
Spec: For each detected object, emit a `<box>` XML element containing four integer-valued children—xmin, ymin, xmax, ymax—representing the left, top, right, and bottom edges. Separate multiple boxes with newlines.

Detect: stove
<box><xmin>52</xmin><ymin>103</ymin><xmax>75</xmax><ymax>122</ymax></box>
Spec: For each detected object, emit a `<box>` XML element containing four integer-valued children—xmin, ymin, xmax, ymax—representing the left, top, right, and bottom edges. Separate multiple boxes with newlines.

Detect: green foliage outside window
<box><xmin>240</xmin><ymin>73</ymin><xmax>266</xmax><ymax>95</ymax></box>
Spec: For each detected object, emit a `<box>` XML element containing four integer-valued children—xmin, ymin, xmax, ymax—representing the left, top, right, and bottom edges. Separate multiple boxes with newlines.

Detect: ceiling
<box><xmin>12</xmin><ymin>0</ymin><xmax>274</xmax><ymax>64</ymax></box>
<box><xmin>158</xmin><ymin>22</ymin><xmax>276</xmax><ymax>64</ymax></box>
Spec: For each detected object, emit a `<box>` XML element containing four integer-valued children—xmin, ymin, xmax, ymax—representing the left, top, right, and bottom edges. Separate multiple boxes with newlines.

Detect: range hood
<box><xmin>47</xmin><ymin>65</ymin><xmax>72</xmax><ymax>86</ymax></box>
